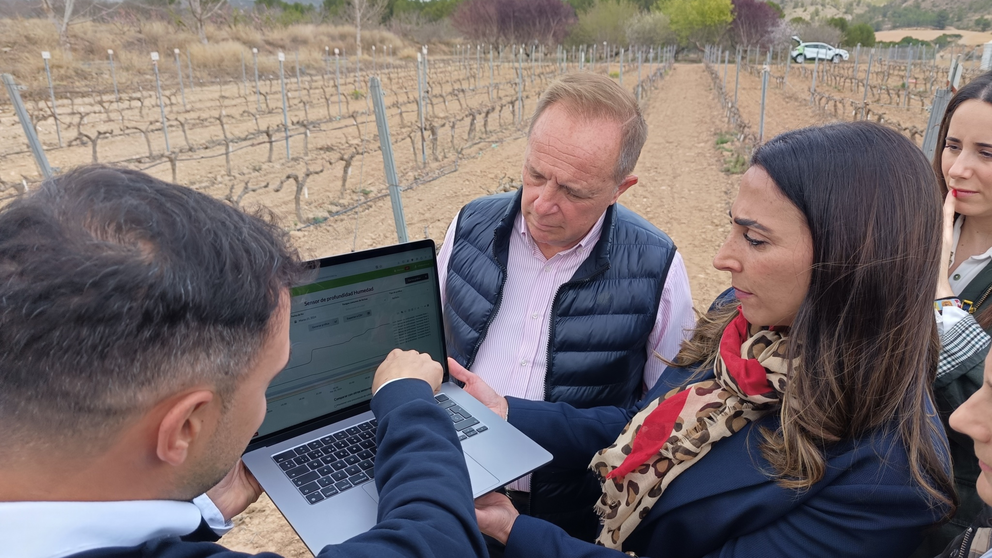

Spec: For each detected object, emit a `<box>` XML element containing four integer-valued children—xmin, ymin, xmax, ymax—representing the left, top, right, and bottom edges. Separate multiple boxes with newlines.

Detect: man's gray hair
<box><xmin>528</xmin><ymin>73</ymin><xmax>648</xmax><ymax>183</ymax></box>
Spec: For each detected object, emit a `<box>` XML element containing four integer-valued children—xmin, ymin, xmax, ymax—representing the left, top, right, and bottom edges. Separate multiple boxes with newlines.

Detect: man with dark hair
<box><xmin>0</xmin><ymin>166</ymin><xmax>486</xmax><ymax>558</ymax></box>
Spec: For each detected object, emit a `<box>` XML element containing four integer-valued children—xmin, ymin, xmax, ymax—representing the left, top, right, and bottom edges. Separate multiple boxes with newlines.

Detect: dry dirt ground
<box><xmin>218</xmin><ymin>63</ymin><xmax>739</xmax><ymax>556</ymax></box>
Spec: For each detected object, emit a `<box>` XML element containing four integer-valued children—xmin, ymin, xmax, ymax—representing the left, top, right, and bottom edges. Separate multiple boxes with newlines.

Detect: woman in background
<box><xmin>923</xmin><ymin>70</ymin><xmax>992</xmax><ymax>556</ymax></box>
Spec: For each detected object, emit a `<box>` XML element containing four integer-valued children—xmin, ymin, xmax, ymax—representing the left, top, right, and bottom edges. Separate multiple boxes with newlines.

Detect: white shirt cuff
<box><xmin>372</xmin><ymin>377</ymin><xmax>407</xmax><ymax>396</ymax></box>
<box><xmin>192</xmin><ymin>494</ymin><xmax>234</xmax><ymax>536</ymax></box>
<box><xmin>936</xmin><ymin>305</ymin><xmax>970</xmax><ymax>337</ymax></box>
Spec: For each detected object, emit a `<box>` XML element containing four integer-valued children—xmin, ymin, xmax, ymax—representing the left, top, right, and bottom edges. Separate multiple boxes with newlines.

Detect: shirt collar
<box><xmin>516</xmin><ymin>210</ymin><xmax>608</xmax><ymax>259</ymax></box>
<box><xmin>952</xmin><ymin>215</ymin><xmax>992</xmax><ymax>266</ymax></box>
<box><xmin>0</xmin><ymin>500</ymin><xmax>202</xmax><ymax>558</ymax></box>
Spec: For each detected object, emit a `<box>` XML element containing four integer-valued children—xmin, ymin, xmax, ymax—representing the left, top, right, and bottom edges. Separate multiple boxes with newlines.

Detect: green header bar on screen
<box><xmin>291</xmin><ymin>260</ymin><xmax>433</xmax><ymax>297</ymax></box>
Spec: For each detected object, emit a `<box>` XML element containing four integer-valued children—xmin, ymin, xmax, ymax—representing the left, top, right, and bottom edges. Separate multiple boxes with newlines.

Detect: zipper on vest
<box><xmin>972</xmin><ymin>284</ymin><xmax>992</xmax><ymax>316</ymax></box>
<box><xmin>542</xmin><ymin>267</ymin><xmax>609</xmax><ymax>402</ymax></box>
<box><xmin>467</xmin><ymin>234</ymin><xmax>509</xmax><ymax>370</ymax></box>
<box><xmin>957</xmin><ymin>526</ymin><xmax>975</xmax><ymax>558</ymax></box>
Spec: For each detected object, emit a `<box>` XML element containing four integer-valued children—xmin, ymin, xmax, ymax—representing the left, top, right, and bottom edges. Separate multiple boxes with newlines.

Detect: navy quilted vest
<box><xmin>443</xmin><ymin>189</ymin><xmax>677</xmax><ymax>409</ymax></box>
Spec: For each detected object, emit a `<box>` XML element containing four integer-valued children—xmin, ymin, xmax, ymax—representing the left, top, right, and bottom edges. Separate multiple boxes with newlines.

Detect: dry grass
<box><xmin>0</xmin><ymin>18</ymin><xmax>419</xmax><ymax>91</ymax></box>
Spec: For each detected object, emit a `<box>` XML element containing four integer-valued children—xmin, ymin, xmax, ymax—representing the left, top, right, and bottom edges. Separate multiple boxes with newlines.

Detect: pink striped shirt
<box><xmin>437</xmin><ymin>208</ymin><xmax>696</xmax><ymax>489</ymax></box>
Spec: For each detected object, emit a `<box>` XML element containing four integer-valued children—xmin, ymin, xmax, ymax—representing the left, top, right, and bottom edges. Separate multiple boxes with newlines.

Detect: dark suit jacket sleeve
<box><xmin>180</xmin><ymin>520</ymin><xmax>222</xmax><ymax>543</ymax></box>
<box><xmin>506</xmin><ymin>370</ymin><xmax>685</xmax><ymax>472</ymax></box>
<box><xmin>505</xmin><ymin>516</ymin><xmax>624</xmax><ymax>558</ymax></box>
<box><xmin>504</xmin><ymin>476</ymin><xmax>939</xmax><ymax>558</ymax></box>
<box><xmin>317</xmin><ymin>379</ymin><xmax>487</xmax><ymax>558</ymax></box>
<box><xmin>506</xmin><ymin>397</ymin><xmax>633</xmax><ymax>472</ymax></box>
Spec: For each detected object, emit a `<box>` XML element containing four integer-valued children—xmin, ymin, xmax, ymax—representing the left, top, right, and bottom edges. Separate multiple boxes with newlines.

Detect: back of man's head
<box><xmin>0</xmin><ymin>166</ymin><xmax>304</xmax><ymax>456</ymax></box>
<box><xmin>528</xmin><ymin>73</ymin><xmax>648</xmax><ymax>182</ymax></box>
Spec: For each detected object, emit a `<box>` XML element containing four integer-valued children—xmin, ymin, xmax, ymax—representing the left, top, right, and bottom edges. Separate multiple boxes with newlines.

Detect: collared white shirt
<box><xmin>937</xmin><ymin>216</ymin><xmax>992</xmax><ymax>336</ymax></box>
<box><xmin>948</xmin><ymin>215</ymin><xmax>992</xmax><ymax>295</ymax></box>
<box><xmin>0</xmin><ymin>494</ymin><xmax>230</xmax><ymax>558</ymax></box>
<box><xmin>934</xmin><ymin>216</ymin><xmax>992</xmax><ymax>380</ymax></box>
<box><xmin>437</xmin><ymin>208</ymin><xmax>696</xmax><ymax>490</ymax></box>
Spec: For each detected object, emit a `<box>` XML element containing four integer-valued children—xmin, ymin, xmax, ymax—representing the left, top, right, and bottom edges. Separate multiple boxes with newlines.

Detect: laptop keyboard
<box><xmin>270</xmin><ymin>394</ymin><xmax>488</xmax><ymax>505</ymax></box>
<box><xmin>434</xmin><ymin>393</ymin><xmax>490</xmax><ymax>441</ymax></box>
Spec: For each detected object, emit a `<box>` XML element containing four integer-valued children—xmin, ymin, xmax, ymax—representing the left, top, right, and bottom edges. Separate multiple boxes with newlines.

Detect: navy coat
<box><xmin>503</xmin><ymin>365</ymin><xmax>951</xmax><ymax>558</ymax></box>
<box><xmin>66</xmin><ymin>380</ymin><xmax>487</xmax><ymax>558</ymax></box>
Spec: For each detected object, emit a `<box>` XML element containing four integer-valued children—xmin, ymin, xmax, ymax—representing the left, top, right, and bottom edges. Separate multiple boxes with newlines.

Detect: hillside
<box><xmin>777</xmin><ymin>0</ymin><xmax>992</xmax><ymax>32</ymax></box>
<box><xmin>874</xmin><ymin>27</ymin><xmax>992</xmax><ymax>45</ymax></box>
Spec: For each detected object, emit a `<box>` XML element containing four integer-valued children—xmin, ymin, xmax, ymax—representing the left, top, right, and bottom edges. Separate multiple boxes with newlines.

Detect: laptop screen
<box><xmin>255</xmin><ymin>240</ymin><xmax>447</xmax><ymax>439</ymax></box>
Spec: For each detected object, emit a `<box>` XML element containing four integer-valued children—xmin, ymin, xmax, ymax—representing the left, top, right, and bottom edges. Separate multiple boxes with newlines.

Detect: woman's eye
<box><xmin>743</xmin><ymin>232</ymin><xmax>765</xmax><ymax>247</ymax></box>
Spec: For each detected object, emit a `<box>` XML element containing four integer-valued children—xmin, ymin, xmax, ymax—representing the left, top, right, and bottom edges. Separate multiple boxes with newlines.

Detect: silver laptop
<box><xmin>243</xmin><ymin>239</ymin><xmax>551</xmax><ymax>552</ymax></box>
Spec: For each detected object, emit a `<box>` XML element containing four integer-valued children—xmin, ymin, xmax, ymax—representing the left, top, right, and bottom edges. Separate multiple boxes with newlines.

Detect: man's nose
<box><xmin>533</xmin><ymin>183</ymin><xmax>560</xmax><ymax>214</ymax></box>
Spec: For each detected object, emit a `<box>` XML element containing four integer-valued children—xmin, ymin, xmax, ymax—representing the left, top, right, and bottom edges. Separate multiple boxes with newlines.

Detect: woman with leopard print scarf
<box><xmin>451</xmin><ymin>122</ymin><xmax>956</xmax><ymax>558</ymax></box>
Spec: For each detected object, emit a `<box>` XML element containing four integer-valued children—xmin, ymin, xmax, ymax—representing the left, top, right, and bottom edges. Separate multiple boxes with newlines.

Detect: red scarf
<box><xmin>607</xmin><ymin>311</ymin><xmax>778</xmax><ymax>479</ymax></box>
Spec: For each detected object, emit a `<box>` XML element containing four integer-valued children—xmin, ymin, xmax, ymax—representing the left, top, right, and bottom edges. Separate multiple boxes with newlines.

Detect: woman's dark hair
<box><xmin>932</xmin><ymin>71</ymin><xmax>992</xmax><ymax>327</ymax></box>
<box><xmin>672</xmin><ymin>122</ymin><xmax>954</xmax><ymax>518</ymax></box>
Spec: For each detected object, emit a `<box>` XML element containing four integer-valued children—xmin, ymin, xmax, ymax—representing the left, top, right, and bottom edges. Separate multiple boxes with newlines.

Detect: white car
<box><xmin>790</xmin><ymin>41</ymin><xmax>850</xmax><ymax>63</ymax></box>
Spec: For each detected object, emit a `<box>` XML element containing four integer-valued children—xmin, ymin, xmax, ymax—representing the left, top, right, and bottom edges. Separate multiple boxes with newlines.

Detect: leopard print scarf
<box><xmin>589</xmin><ymin>309</ymin><xmax>793</xmax><ymax>550</ymax></box>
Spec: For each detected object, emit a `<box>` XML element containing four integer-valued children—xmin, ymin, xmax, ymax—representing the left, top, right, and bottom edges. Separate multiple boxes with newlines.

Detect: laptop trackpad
<box><xmin>363</xmin><ymin>454</ymin><xmax>500</xmax><ymax>503</ymax></box>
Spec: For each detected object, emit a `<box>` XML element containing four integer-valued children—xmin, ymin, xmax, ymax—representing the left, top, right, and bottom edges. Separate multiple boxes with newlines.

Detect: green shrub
<box><xmin>723</xmin><ymin>153</ymin><xmax>746</xmax><ymax>174</ymax></box>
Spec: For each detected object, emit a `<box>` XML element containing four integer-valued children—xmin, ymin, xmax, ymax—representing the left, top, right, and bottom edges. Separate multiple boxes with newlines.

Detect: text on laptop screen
<box><xmin>256</xmin><ymin>245</ymin><xmax>444</xmax><ymax>438</ymax></box>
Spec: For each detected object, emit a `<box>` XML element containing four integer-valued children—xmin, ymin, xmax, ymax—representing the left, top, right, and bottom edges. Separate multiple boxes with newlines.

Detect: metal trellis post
<box><xmin>108</xmin><ymin>49</ymin><xmax>121</xmax><ymax>116</ymax></box>
<box><xmin>861</xmin><ymin>50</ymin><xmax>874</xmax><ymax>120</ymax></box>
<box><xmin>41</xmin><ymin>52</ymin><xmax>62</xmax><ymax>148</ymax></box>
<box><xmin>174</xmin><ymin>49</ymin><xmax>187</xmax><ymax>111</ymax></box>
<box><xmin>278</xmin><ymin>52</ymin><xmax>290</xmax><ymax>160</ymax></box>
<box><xmin>295</xmin><ymin>50</ymin><xmax>302</xmax><ymax>95</ymax></box>
<box><xmin>3</xmin><ymin>73</ymin><xmax>53</xmax><ymax>178</ymax></box>
<box><xmin>186</xmin><ymin>50</ymin><xmax>193</xmax><ymax>90</ymax></box>
<box><xmin>734</xmin><ymin>48</ymin><xmax>741</xmax><ymax>107</ymax></box>
<box><xmin>150</xmin><ymin>52</ymin><xmax>170</xmax><ymax>153</ymax></box>
<box><xmin>335</xmin><ymin>49</ymin><xmax>342</xmax><ymax>117</ymax></box>
<box><xmin>370</xmin><ymin>76</ymin><xmax>408</xmax><ymax>243</ymax></box>
<box><xmin>252</xmin><ymin>48</ymin><xmax>260</xmax><ymax>112</ymax></box>
<box><xmin>759</xmin><ymin>65</ymin><xmax>769</xmax><ymax>143</ymax></box>
<box><xmin>417</xmin><ymin>52</ymin><xmax>426</xmax><ymax>165</ymax></box>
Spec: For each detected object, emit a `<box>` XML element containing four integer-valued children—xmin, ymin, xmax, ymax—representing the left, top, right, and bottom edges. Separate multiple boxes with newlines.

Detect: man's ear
<box><xmin>155</xmin><ymin>390</ymin><xmax>217</xmax><ymax>466</ymax></box>
<box><xmin>612</xmin><ymin>175</ymin><xmax>638</xmax><ymax>203</ymax></box>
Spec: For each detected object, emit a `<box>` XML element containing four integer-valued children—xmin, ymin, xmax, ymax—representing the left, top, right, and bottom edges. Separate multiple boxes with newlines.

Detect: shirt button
<box><xmin>954</xmin><ymin>274</ymin><xmax>961</xmax><ymax>281</ymax></box>
<box><xmin>531</xmin><ymin>312</ymin><xmax>539</xmax><ymax>319</ymax></box>
<box><xmin>520</xmin><ymin>359</ymin><xmax>528</xmax><ymax>366</ymax></box>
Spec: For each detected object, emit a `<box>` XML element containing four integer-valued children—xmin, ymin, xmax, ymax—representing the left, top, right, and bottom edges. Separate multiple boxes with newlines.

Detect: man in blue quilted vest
<box><xmin>437</xmin><ymin>73</ymin><xmax>696</xmax><ymax>543</ymax></box>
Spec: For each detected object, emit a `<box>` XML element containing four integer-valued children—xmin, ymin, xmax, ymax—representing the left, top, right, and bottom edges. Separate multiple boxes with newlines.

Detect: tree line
<box><xmin>11</xmin><ymin>0</ymin><xmax>885</xmax><ymax>58</ymax></box>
